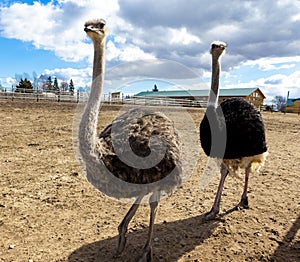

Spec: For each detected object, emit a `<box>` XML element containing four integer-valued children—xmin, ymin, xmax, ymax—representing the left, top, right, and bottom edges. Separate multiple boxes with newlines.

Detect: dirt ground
<box><xmin>0</xmin><ymin>99</ymin><xmax>299</xmax><ymax>262</ymax></box>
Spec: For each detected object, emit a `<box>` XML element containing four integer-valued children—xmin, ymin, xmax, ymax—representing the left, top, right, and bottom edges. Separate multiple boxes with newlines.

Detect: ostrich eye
<box><xmin>98</xmin><ymin>19</ymin><xmax>106</xmax><ymax>29</ymax></box>
<box><xmin>97</xmin><ymin>23</ymin><xmax>104</xmax><ymax>29</ymax></box>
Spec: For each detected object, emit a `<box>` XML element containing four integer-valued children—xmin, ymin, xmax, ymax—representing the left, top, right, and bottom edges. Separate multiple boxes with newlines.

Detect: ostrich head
<box><xmin>210</xmin><ymin>41</ymin><xmax>227</xmax><ymax>58</ymax></box>
<box><xmin>84</xmin><ymin>19</ymin><xmax>107</xmax><ymax>43</ymax></box>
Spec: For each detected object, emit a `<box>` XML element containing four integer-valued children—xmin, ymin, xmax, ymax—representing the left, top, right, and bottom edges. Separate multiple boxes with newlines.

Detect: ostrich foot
<box><xmin>114</xmin><ymin>201</ymin><xmax>140</xmax><ymax>258</ymax></box>
<box><xmin>235</xmin><ymin>196</ymin><xmax>249</xmax><ymax>210</ymax></box>
<box><xmin>137</xmin><ymin>244</ymin><xmax>153</xmax><ymax>262</ymax></box>
<box><xmin>204</xmin><ymin>209</ymin><xmax>219</xmax><ymax>220</ymax></box>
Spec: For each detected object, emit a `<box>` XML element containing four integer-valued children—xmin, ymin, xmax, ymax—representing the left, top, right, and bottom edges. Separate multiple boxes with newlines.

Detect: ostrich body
<box><xmin>200</xmin><ymin>41</ymin><xmax>268</xmax><ymax>220</ymax></box>
<box><xmin>78</xmin><ymin>19</ymin><xmax>182</xmax><ymax>261</ymax></box>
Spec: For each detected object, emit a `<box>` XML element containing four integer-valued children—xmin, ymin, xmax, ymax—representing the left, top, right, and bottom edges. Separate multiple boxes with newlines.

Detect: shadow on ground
<box><xmin>67</xmin><ymin>211</ymin><xmax>300</xmax><ymax>261</ymax></box>
<box><xmin>270</xmin><ymin>214</ymin><xmax>300</xmax><ymax>262</ymax></box>
<box><xmin>68</xmin><ymin>213</ymin><xmax>221</xmax><ymax>262</ymax></box>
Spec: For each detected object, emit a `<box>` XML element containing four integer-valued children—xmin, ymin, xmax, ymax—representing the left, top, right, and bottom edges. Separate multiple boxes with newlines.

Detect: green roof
<box><xmin>135</xmin><ymin>88</ymin><xmax>260</xmax><ymax>98</ymax></box>
<box><xmin>287</xmin><ymin>98</ymin><xmax>300</xmax><ymax>106</ymax></box>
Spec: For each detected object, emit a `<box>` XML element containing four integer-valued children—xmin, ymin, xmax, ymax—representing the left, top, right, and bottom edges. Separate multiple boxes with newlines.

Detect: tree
<box><xmin>32</xmin><ymin>71</ymin><xmax>39</xmax><ymax>91</ymax></box>
<box><xmin>15</xmin><ymin>78</ymin><xmax>33</xmax><ymax>93</ymax></box>
<box><xmin>153</xmin><ymin>84</ymin><xmax>159</xmax><ymax>92</ymax></box>
<box><xmin>69</xmin><ymin>79</ymin><xmax>74</xmax><ymax>95</ymax></box>
<box><xmin>15</xmin><ymin>73</ymin><xmax>23</xmax><ymax>83</ymax></box>
<box><xmin>60</xmin><ymin>81</ymin><xmax>68</xmax><ymax>92</ymax></box>
<box><xmin>53</xmin><ymin>77</ymin><xmax>59</xmax><ymax>93</ymax></box>
<box><xmin>38</xmin><ymin>74</ymin><xmax>48</xmax><ymax>91</ymax></box>
<box><xmin>46</xmin><ymin>76</ymin><xmax>53</xmax><ymax>91</ymax></box>
<box><xmin>272</xmin><ymin>95</ymin><xmax>286</xmax><ymax>112</ymax></box>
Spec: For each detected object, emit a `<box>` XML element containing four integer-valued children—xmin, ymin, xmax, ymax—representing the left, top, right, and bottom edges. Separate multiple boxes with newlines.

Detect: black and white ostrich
<box><xmin>200</xmin><ymin>41</ymin><xmax>268</xmax><ymax>220</ymax></box>
<box><xmin>78</xmin><ymin>19</ymin><xmax>182</xmax><ymax>261</ymax></box>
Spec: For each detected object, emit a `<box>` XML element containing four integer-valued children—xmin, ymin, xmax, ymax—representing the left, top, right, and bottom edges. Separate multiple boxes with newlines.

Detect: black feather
<box><xmin>200</xmin><ymin>97</ymin><xmax>267</xmax><ymax>159</ymax></box>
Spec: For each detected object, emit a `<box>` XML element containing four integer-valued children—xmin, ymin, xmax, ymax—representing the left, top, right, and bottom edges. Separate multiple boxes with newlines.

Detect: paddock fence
<box><xmin>0</xmin><ymin>90</ymin><xmax>207</xmax><ymax>108</ymax></box>
<box><xmin>113</xmin><ymin>96</ymin><xmax>207</xmax><ymax>107</ymax></box>
<box><xmin>0</xmin><ymin>90</ymin><xmax>86</xmax><ymax>103</ymax></box>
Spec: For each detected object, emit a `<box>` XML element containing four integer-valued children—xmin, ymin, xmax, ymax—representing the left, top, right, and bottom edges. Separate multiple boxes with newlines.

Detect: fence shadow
<box><xmin>68</xmin><ymin>214</ymin><xmax>222</xmax><ymax>262</ymax></box>
<box><xmin>270</xmin><ymin>214</ymin><xmax>300</xmax><ymax>262</ymax></box>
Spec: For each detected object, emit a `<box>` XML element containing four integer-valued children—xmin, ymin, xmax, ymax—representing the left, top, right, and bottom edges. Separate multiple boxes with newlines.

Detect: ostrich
<box><xmin>78</xmin><ymin>19</ymin><xmax>182</xmax><ymax>261</ymax></box>
<box><xmin>200</xmin><ymin>41</ymin><xmax>268</xmax><ymax>220</ymax></box>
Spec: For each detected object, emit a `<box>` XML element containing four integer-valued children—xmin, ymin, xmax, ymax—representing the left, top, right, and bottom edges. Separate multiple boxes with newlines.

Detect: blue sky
<box><xmin>1</xmin><ymin>0</ymin><xmax>300</xmax><ymax>103</ymax></box>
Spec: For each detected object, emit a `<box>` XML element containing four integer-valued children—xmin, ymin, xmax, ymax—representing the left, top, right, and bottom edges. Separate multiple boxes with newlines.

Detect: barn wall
<box><xmin>286</xmin><ymin>100</ymin><xmax>300</xmax><ymax>113</ymax></box>
<box><xmin>246</xmin><ymin>90</ymin><xmax>264</xmax><ymax>109</ymax></box>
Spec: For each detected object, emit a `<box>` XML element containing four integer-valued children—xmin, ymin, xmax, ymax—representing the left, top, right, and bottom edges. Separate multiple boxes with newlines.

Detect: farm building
<box><xmin>135</xmin><ymin>87</ymin><xmax>265</xmax><ymax>109</ymax></box>
<box><xmin>111</xmin><ymin>91</ymin><xmax>122</xmax><ymax>102</ymax></box>
<box><xmin>286</xmin><ymin>98</ymin><xmax>300</xmax><ymax>114</ymax></box>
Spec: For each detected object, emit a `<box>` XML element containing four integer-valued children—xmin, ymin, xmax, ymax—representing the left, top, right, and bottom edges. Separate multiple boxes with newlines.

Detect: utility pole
<box><xmin>285</xmin><ymin>91</ymin><xmax>290</xmax><ymax>113</ymax></box>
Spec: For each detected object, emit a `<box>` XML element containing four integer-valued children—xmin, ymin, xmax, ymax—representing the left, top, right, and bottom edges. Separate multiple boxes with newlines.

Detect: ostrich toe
<box><xmin>235</xmin><ymin>196</ymin><xmax>249</xmax><ymax>210</ymax></box>
<box><xmin>138</xmin><ymin>244</ymin><xmax>153</xmax><ymax>262</ymax></box>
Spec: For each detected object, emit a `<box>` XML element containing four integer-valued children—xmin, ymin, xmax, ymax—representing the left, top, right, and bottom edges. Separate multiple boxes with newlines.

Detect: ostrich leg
<box><xmin>236</xmin><ymin>165</ymin><xmax>251</xmax><ymax>210</ymax></box>
<box><xmin>205</xmin><ymin>163</ymin><xmax>229</xmax><ymax>220</ymax></box>
<box><xmin>138</xmin><ymin>200</ymin><xmax>158</xmax><ymax>262</ymax></box>
<box><xmin>114</xmin><ymin>198</ymin><xmax>141</xmax><ymax>257</ymax></box>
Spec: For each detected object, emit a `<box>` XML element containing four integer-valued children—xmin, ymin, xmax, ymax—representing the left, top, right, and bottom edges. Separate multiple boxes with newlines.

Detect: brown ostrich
<box><xmin>78</xmin><ymin>19</ymin><xmax>182</xmax><ymax>261</ymax></box>
<box><xmin>200</xmin><ymin>41</ymin><xmax>268</xmax><ymax>220</ymax></box>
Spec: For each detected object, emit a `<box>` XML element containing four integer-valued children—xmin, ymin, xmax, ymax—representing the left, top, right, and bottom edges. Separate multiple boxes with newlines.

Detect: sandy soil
<box><xmin>0</xmin><ymin>100</ymin><xmax>299</xmax><ymax>262</ymax></box>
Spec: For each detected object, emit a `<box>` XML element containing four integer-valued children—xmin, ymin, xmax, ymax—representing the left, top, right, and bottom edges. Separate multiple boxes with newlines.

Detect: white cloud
<box><xmin>2</xmin><ymin>0</ymin><xmax>300</xmax><ymax>68</ymax></box>
<box><xmin>3</xmin><ymin>77</ymin><xmax>17</xmax><ymax>86</ymax></box>
<box><xmin>0</xmin><ymin>0</ymin><xmax>120</xmax><ymax>61</ymax></box>
<box><xmin>169</xmin><ymin>27</ymin><xmax>201</xmax><ymax>45</ymax></box>
<box><xmin>119</xmin><ymin>46</ymin><xmax>155</xmax><ymax>61</ymax></box>
<box><xmin>224</xmin><ymin>70</ymin><xmax>300</xmax><ymax>102</ymax></box>
<box><xmin>1</xmin><ymin>0</ymin><xmax>300</xmax><ymax>102</ymax></box>
<box><xmin>243</xmin><ymin>56</ymin><xmax>300</xmax><ymax>71</ymax></box>
<box><xmin>206</xmin><ymin>24</ymin><xmax>239</xmax><ymax>41</ymax></box>
<box><xmin>106</xmin><ymin>40</ymin><xmax>155</xmax><ymax>62</ymax></box>
<box><xmin>43</xmin><ymin>67</ymin><xmax>91</xmax><ymax>88</ymax></box>
<box><xmin>258</xmin><ymin>63</ymin><xmax>296</xmax><ymax>71</ymax></box>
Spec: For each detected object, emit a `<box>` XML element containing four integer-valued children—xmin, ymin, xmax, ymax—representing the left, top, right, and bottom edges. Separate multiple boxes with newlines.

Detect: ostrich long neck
<box><xmin>207</xmin><ymin>55</ymin><xmax>220</xmax><ymax>108</ymax></box>
<box><xmin>79</xmin><ymin>39</ymin><xmax>106</xmax><ymax>155</ymax></box>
